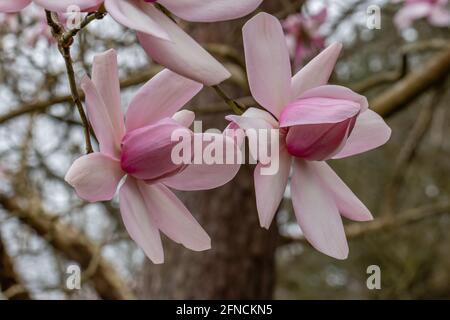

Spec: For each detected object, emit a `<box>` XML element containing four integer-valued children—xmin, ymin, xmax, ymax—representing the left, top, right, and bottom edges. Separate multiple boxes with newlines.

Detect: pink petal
<box><xmin>291</xmin><ymin>43</ymin><xmax>342</xmax><ymax>100</ymax></box>
<box><xmin>161</xmin><ymin>133</ymin><xmax>241</xmax><ymax>191</ymax></box>
<box><xmin>333</xmin><ymin>109</ymin><xmax>391</xmax><ymax>159</ymax></box>
<box><xmin>311</xmin><ymin>161</ymin><xmax>372</xmax><ymax>221</ymax></box>
<box><xmin>291</xmin><ymin>159</ymin><xmax>349</xmax><ymax>259</ymax></box>
<box><xmin>137</xmin><ymin>181</ymin><xmax>211</xmax><ymax>251</ymax></box>
<box><xmin>243</xmin><ymin>13</ymin><xmax>292</xmax><ymax>119</ymax></box>
<box><xmin>285</xmin><ymin>118</ymin><xmax>355</xmax><ymax>161</ymax></box>
<box><xmin>65</xmin><ymin>152</ymin><xmax>124</xmax><ymax>203</ymax></box>
<box><xmin>279</xmin><ymin>87</ymin><xmax>362</xmax><ymax>128</ymax></box>
<box><xmin>104</xmin><ymin>0</ymin><xmax>170</xmax><ymax>40</ymax></box>
<box><xmin>119</xmin><ymin>177</ymin><xmax>164</xmax><ymax>264</ymax></box>
<box><xmin>158</xmin><ymin>0</ymin><xmax>263</xmax><ymax>22</ymax></box>
<box><xmin>33</xmin><ymin>0</ymin><xmax>102</xmax><ymax>12</ymax></box>
<box><xmin>172</xmin><ymin>110</ymin><xmax>195</xmax><ymax>128</ymax></box>
<box><xmin>254</xmin><ymin>146</ymin><xmax>291</xmax><ymax>229</ymax></box>
<box><xmin>394</xmin><ymin>3</ymin><xmax>431</xmax><ymax>29</ymax></box>
<box><xmin>80</xmin><ymin>76</ymin><xmax>123</xmax><ymax>158</ymax></box>
<box><xmin>226</xmin><ymin>107</ymin><xmax>279</xmax><ymax>130</ymax></box>
<box><xmin>121</xmin><ymin>118</ymin><xmax>190</xmax><ymax>182</ymax></box>
<box><xmin>91</xmin><ymin>49</ymin><xmax>125</xmax><ymax>144</ymax></box>
<box><xmin>429</xmin><ymin>5</ymin><xmax>450</xmax><ymax>26</ymax></box>
<box><xmin>137</xmin><ymin>5</ymin><xmax>230</xmax><ymax>86</ymax></box>
<box><xmin>125</xmin><ymin>69</ymin><xmax>202</xmax><ymax>132</ymax></box>
<box><xmin>0</xmin><ymin>0</ymin><xmax>30</xmax><ymax>12</ymax></box>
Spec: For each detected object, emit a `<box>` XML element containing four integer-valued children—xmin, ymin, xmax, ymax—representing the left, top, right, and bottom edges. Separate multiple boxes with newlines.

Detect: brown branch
<box><xmin>0</xmin><ymin>68</ymin><xmax>160</xmax><ymax>124</ymax></box>
<box><xmin>0</xmin><ymin>234</ymin><xmax>31</xmax><ymax>300</ymax></box>
<box><xmin>371</xmin><ymin>44</ymin><xmax>450</xmax><ymax>117</ymax></box>
<box><xmin>0</xmin><ymin>193</ymin><xmax>135</xmax><ymax>300</ymax></box>
<box><xmin>280</xmin><ymin>201</ymin><xmax>450</xmax><ymax>246</ymax></box>
<box><xmin>381</xmin><ymin>88</ymin><xmax>443</xmax><ymax>215</ymax></box>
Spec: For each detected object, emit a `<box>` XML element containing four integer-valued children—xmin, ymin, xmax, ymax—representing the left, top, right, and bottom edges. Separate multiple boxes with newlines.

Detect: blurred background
<box><xmin>0</xmin><ymin>0</ymin><xmax>449</xmax><ymax>299</ymax></box>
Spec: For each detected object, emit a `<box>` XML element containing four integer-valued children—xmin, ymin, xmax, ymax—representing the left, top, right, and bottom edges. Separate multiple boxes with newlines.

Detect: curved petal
<box><xmin>226</xmin><ymin>107</ymin><xmax>279</xmax><ymax>130</ymax></box>
<box><xmin>65</xmin><ymin>152</ymin><xmax>124</xmax><ymax>202</ymax></box>
<box><xmin>158</xmin><ymin>0</ymin><xmax>263</xmax><ymax>22</ymax></box>
<box><xmin>172</xmin><ymin>110</ymin><xmax>195</xmax><ymax>128</ymax></box>
<box><xmin>394</xmin><ymin>3</ymin><xmax>431</xmax><ymax>29</ymax></box>
<box><xmin>161</xmin><ymin>133</ymin><xmax>241</xmax><ymax>191</ymax></box>
<box><xmin>91</xmin><ymin>49</ymin><xmax>125</xmax><ymax>142</ymax></box>
<box><xmin>137</xmin><ymin>4</ymin><xmax>230</xmax><ymax>86</ymax></box>
<box><xmin>291</xmin><ymin>159</ymin><xmax>349</xmax><ymax>259</ymax></box>
<box><xmin>119</xmin><ymin>177</ymin><xmax>164</xmax><ymax>264</ymax></box>
<box><xmin>333</xmin><ymin>109</ymin><xmax>391</xmax><ymax>159</ymax></box>
<box><xmin>137</xmin><ymin>181</ymin><xmax>211</xmax><ymax>251</ymax></box>
<box><xmin>121</xmin><ymin>118</ymin><xmax>190</xmax><ymax>181</ymax></box>
<box><xmin>243</xmin><ymin>13</ymin><xmax>292</xmax><ymax>119</ymax></box>
<box><xmin>312</xmin><ymin>162</ymin><xmax>372</xmax><ymax>221</ymax></box>
<box><xmin>429</xmin><ymin>5</ymin><xmax>450</xmax><ymax>27</ymax></box>
<box><xmin>291</xmin><ymin>43</ymin><xmax>342</xmax><ymax>100</ymax></box>
<box><xmin>279</xmin><ymin>92</ymin><xmax>362</xmax><ymax>128</ymax></box>
<box><xmin>0</xmin><ymin>0</ymin><xmax>30</xmax><ymax>12</ymax></box>
<box><xmin>254</xmin><ymin>146</ymin><xmax>291</xmax><ymax>229</ymax></box>
<box><xmin>80</xmin><ymin>76</ymin><xmax>123</xmax><ymax>158</ymax></box>
<box><xmin>104</xmin><ymin>0</ymin><xmax>170</xmax><ymax>40</ymax></box>
<box><xmin>33</xmin><ymin>0</ymin><xmax>102</xmax><ymax>12</ymax></box>
<box><xmin>125</xmin><ymin>69</ymin><xmax>202</xmax><ymax>131</ymax></box>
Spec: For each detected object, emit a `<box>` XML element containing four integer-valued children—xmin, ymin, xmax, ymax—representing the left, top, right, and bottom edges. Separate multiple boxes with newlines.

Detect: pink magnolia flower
<box><xmin>1</xmin><ymin>0</ymin><xmax>263</xmax><ymax>86</ymax></box>
<box><xmin>226</xmin><ymin>13</ymin><xmax>391</xmax><ymax>259</ymax></box>
<box><xmin>282</xmin><ymin>8</ymin><xmax>327</xmax><ymax>70</ymax></box>
<box><xmin>0</xmin><ymin>0</ymin><xmax>103</xmax><ymax>12</ymax></box>
<box><xmin>105</xmin><ymin>0</ymin><xmax>263</xmax><ymax>86</ymax></box>
<box><xmin>65</xmin><ymin>49</ymin><xmax>240</xmax><ymax>263</ymax></box>
<box><xmin>394</xmin><ymin>0</ymin><xmax>450</xmax><ymax>29</ymax></box>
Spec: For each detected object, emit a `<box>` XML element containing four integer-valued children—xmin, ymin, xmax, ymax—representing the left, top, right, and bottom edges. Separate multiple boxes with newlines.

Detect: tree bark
<box><xmin>139</xmin><ymin>113</ymin><xmax>278</xmax><ymax>299</ymax></box>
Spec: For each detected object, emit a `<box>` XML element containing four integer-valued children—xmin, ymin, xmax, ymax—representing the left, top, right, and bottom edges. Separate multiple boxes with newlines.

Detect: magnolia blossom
<box><xmin>65</xmin><ymin>49</ymin><xmax>240</xmax><ymax>263</ymax></box>
<box><xmin>282</xmin><ymin>8</ymin><xmax>327</xmax><ymax>69</ymax></box>
<box><xmin>0</xmin><ymin>0</ymin><xmax>103</xmax><ymax>12</ymax></box>
<box><xmin>394</xmin><ymin>0</ymin><xmax>450</xmax><ymax>29</ymax></box>
<box><xmin>105</xmin><ymin>0</ymin><xmax>263</xmax><ymax>86</ymax></box>
<box><xmin>226</xmin><ymin>13</ymin><xmax>391</xmax><ymax>259</ymax></box>
<box><xmin>0</xmin><ymin>0</ymin><xmax>263</xmax><ymax>85</ymax></box>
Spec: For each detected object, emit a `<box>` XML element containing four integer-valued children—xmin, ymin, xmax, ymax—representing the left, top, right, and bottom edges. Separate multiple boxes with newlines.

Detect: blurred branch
<box><xmin>0</xmin><ymin>234</ymin><xmax>31</xmax><ymax>300</ymax></box>
<box><xmin>371</xmin><ymin>43</ymin><xmax>450</xmax><ymax>117</ymax></box>
<box><xmin>0</xmin><ymin>193</ymin><xmax>135</xmax><ymax>300</ymax></box>
<box><xmin>381</xmin><ymin>88</ymin><xmax>443</xmax><ymax>215</ymax></box>
<box><xmin>0</xmin><ymin>68</ymin><xmax>160</xmax><ymax>124</ymax></box>
<box><xmin>280</xmin><ymin>201</ymin><xmax>450</xmax><ymax>246</ymax></box>
<box><xmin>46</xmin><ymin>10</ymin><xmax>94</xmax><ymax>154</ymax></box>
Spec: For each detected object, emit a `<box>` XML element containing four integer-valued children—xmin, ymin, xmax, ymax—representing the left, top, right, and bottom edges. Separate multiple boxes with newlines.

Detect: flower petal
<box><xmin>291</xmin><ymin>43</ymin><xmax>342</xmax><ymax>100</ymax></box>
<box><xmin>333</xmin><ymin>109</ymin><xmax>391</xmax><ymax>159</ymax></box>
<box><xmin>394</xmin><ymin>3</ymin><xmax>431</xmax><ymax>29</ymax></box>
<box><xmin>136</xmin><ymin>181</ymin><xmax>211</xmax><ymax>251</ymax></box>
<box><xmin>161</xmin><ymin>133</ymin><xmax>241</xmax><ymax>190</ymax></box>
<box><xmin>80</xmin><ymin>76</ymin><xmax>123</xmax><ymax>158</ymax></box>
<box><xmin>137</xmin><ymin>4</ymin><xmax>230</xmax><ymax>86</ymax></box>
<box><xmin>172</xmin><ymin>110</ymin><xmax>195</xmax><ymax>128</ymax></box>
<box><xmin>291</xmin><ymin>159</ymin><xmax>349</xmax><ymax>259</ymax></box>
<box><xmin>125</xmin><ymin>69</ymin><xmax>202</xmax><ymax>131</ymax></box>
<box><xmin>119</xmin><ymin>177</ymin><xmax>164</xmax><ymax>264</ymax></box>
<box><xmin>312</xmin><ymin>161</ymin><xmax>372</xmax><ymax>221</ymax></box>
<box><xmin>0</xmin><ymin>0</ymin><xmax>31</xmax><ymax>12</ymax></box>
<box><xmin>158</xmin><ymin>0</ymin><xmax>263</xmax><ymax>22</ymax></box>
<box><xmin>91</xmin><ymin>49</ymin><xmax>125</xmax><ymax>143</ymax></box>
<box><xmin>33</xmin><ymin>0</ymin><xmax>102</xmax><ymax>12</ymax></box>
<box><xmin>104</xmin><ymin>0</ymin><xmax>170</xmax><ymax>40</ymax></box>
<box><xmin>65</xmin><ymin>152</ymin><xmax>124</xmax><ymax>202</ymax></box>
<box><xmin>243</xmin><ymin>12</ymin><xmax>292</xmax><ymax>119</ymax></box>
<box><xmin>121</xmin><ymin>118</ymin><xmax>190</xmax><ymax>181</ymax></box>
<box><xmin>254</xmin><ymin>146</ymin><xmax>291</xmax><ymax>229</ymax></box>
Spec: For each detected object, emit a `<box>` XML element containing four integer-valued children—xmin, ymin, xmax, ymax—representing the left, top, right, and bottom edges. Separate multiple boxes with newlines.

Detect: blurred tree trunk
<box><xmin>139</xmin><ymin>113</ymin><xmax>279</xmax><ymax>299</ymax></box>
